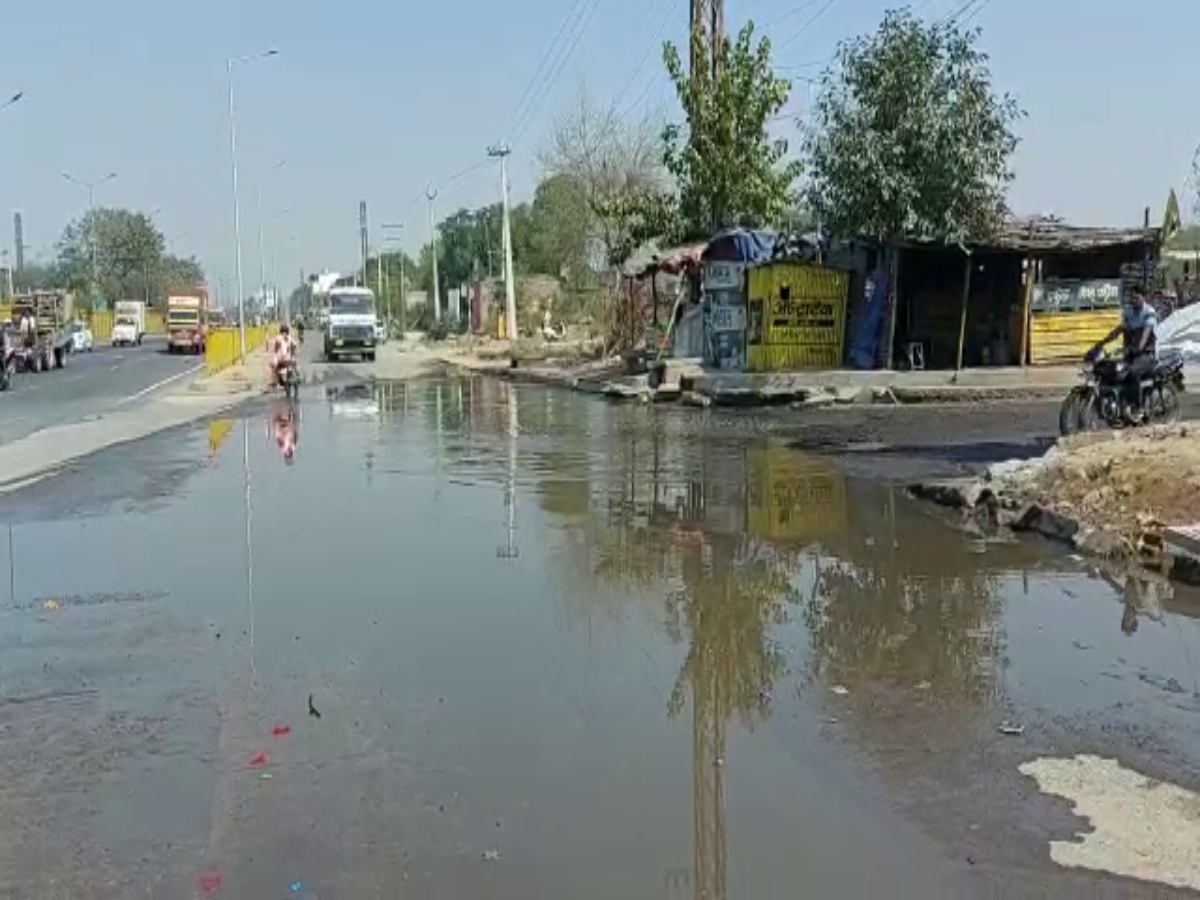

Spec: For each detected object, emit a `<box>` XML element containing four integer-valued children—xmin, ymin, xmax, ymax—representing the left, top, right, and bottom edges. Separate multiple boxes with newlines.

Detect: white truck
<box><xmin>324</xmin><ymin>287</ymin><xmax>378</xmax><ymax>362</ymax></box>
<box><xmin>111</xmin><ymin>300</ymin><xmax>146</xmax><ymax>346</ymax></box>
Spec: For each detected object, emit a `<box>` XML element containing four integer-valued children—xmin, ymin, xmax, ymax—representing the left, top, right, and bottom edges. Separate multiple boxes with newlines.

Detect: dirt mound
<box><xmin>1029</xmin><ymin>426</ymin><xmax>1200</xmax><ymax>541</ymax></box>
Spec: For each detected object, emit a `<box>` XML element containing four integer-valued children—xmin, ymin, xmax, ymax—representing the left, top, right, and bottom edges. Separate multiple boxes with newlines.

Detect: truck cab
<box><xmin>112</xmin><ymin>300</ymin><xmax>146</xmax><ymax>347</ymax></box>
<box><xmin>324</xmin><ymin>288</ymin><xmax>377</xmax><ymax>362</ymax></box>
<box><xmin>166</xmin><ymin>294</ymin><xmax>208</xmax><ymax>354</ymax></box>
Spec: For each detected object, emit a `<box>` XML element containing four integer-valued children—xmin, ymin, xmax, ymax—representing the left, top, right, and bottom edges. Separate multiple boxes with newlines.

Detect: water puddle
<box><xmin>0</xmin><ymin>376</ymin><xmax>1198</xmax><ymax>897</ymax></box>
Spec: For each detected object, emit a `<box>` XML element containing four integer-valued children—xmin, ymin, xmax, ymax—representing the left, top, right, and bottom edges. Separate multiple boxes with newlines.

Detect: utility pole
<box><xmin>359</xmin><ymin>201</ymin><xmax>369</xmax><ymax>288</ymax></box>
<box><xmin>487</xmin><ymin>143</ymin><xmax>518</xmax><ymax>342</ymax></box>
<box><xmin>426</xmin><ymin>186</ymin><xmax>440</xmax><ymax>321</ymax></box>
<box><xmin>382</xmin><ymin>222</ymin><xmax>405</xmax><ymax>335</ymax></box>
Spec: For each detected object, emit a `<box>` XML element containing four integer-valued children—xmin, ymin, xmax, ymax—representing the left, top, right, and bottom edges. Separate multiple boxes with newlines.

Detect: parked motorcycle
<box><xmin>278</xmin><ymin>359</ymin><xmax>301</xmax><ymax>400</ymax></box>
<box><xmin>1059</xmin><ymin>348</ymin><xmax>1185</xmax><ymax>436</ymax></box>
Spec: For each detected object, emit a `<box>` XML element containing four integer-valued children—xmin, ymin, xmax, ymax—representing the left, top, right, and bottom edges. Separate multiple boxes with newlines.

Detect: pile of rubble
<box><xmin>911</xmin><ymin>425</ymin><xmax>1200</xmax><ymax>565</ymax></box>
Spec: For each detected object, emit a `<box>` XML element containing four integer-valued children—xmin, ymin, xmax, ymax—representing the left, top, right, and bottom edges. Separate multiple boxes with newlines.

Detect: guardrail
<box><xmin>204</xmin><ymin>325</ymin><xmax>276</xmax><ymax>374</ymax></box>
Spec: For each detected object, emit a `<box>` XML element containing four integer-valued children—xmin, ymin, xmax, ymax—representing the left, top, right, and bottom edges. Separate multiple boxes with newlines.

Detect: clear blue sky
<box><xmin>1</xmin><ymin>0</ymin><xmax>1195</xmax><ymax>301</ymax></box>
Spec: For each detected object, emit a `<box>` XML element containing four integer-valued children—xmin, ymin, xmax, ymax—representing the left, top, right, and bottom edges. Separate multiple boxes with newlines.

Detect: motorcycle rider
<box><xmin>294</xmin><ymin>315</ymin><xmax>305</xmax><ymax>344</ymax></box>
<box><xmin>1088</xmin><ymin>287</ymin><xmax>1158</xmax><ymax>422</ymax></box>
<box><xmin>268</xmin><ymin>324</ymin><xmax>297</xmax><ymax>389</ymax></box>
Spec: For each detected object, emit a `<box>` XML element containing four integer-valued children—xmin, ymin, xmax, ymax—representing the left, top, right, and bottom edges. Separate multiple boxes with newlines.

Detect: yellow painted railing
<box><xmin>204</xmin><ymin>325</ymin><xmax>276</xmax><ymax>374</ymax></box>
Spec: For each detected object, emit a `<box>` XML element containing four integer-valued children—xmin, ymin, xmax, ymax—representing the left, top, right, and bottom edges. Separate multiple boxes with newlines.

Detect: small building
<box><xmin>851</xmin><ymin>218</ymin><xmax>1160</xmax><ymax>370</ymax></box>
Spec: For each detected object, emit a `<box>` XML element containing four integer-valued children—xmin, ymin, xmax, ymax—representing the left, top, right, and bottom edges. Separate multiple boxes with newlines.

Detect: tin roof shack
<box><xmin>885</xmin><ymin>218</ymin><xmax>1160</xmax><ymax>370</ymax></box>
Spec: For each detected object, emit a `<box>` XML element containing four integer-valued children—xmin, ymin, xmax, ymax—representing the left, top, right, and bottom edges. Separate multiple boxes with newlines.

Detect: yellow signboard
<box><xmin>746</xmin><ymin>263</ymin><xmax>849</xmax><ymax>371</ymax></box>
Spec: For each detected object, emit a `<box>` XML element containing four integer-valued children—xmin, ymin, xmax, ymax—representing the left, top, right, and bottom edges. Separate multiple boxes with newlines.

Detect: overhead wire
<box><xmin>505</xmin><ymin>0</ymin><xmax>591</xmax><ymax>139</ymax></box>
<box><xmin>508</xmin><ymin>0</ymin><xmax>606</xmax><ymax>147</ymax></box>
<box><xmin>613</xmin><ymin>0</ymin><xmax>675</xmax><ymax>111</ymax></box>
<box><xmin>776</xmin><ymin>0</ymin><xmax>839</xmax><ymax>53</ymax></box>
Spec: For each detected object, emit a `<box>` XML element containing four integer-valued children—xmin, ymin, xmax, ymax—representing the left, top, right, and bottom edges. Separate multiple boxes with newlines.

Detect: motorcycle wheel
<box><xmin>1152</xmin><ymin>383</ymin><xmax>1182</xmax><ymax>425</ymax></box>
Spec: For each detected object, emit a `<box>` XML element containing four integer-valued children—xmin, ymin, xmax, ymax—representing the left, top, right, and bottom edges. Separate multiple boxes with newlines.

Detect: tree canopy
<box><xmin>662</xmin><ymin>21</ymin><xmax>802</xmax><ymax>237</ymax></box>
<box><xmin>803</xmin><ymin>8</ymin><xmax>1023</xmax><ymax>242</ymax></box>
<box><xmin>50</xmin><ymin>206</ymin><xmax>205</xmax><ymax>304</ymax></box>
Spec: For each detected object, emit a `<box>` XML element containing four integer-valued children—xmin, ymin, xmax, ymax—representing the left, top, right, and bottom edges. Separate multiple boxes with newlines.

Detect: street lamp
<box><xmin>62</xmin><ymin>170</ymin><xmax>117</xmax><ymax>300</ymax></box>
<box><xmin>0</xmin><ymin>92</ymin><xmax>23</xmax><ymax>112</ymax></box>
<box><xmin>227</xmin><ymin>47</ymin><xmax>279</xmax><ymax>361</ymax></box>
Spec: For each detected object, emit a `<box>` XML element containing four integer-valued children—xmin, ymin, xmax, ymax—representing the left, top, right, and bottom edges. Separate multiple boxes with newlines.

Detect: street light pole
<box><xmin>487</xmin><ymin>143</ymin><xmax>517</xmax><ymax>341</ymax></box>
<box><xmin>62</xmin><ymin>171</ymin><xmax>117</xmax><ymax>301</ymax></box>
<box><xmin>226</xmin><ymin>48</ymin><xmax>279</xmax><ymax>361</ymax></box>
<box><xmin>426</xmin><ymin>186</ymin><xmax>440</xmax><ymax>322</ymax></box>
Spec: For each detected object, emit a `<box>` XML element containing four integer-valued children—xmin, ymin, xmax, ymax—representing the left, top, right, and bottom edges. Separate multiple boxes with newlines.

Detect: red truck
<box><xmin>166</xmin><ymin>291</ymin><xmax>208</xmax><ymax>354</ymax></box>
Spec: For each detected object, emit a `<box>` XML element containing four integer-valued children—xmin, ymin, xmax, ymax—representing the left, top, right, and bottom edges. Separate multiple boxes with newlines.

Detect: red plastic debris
<box><xmin>249</xmin><ymin>752</ymin><xmax>269</xmax><ymax>767</ymax></box>
<box><xmin>271</xmin><ymin>724</ymin><xmax>291</xmax><ymax>737</ymax></box>
<box><xmin>197</xmin><ymin>870</ymin><xmax>223</xmax><ymax>893</ymax></box>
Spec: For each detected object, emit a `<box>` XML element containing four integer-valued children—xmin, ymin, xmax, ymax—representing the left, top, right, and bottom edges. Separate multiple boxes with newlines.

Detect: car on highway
<box><xmin>68</xmin><ymin>321</ymin><xmax>94</xmax><ymax>354</ymax></box>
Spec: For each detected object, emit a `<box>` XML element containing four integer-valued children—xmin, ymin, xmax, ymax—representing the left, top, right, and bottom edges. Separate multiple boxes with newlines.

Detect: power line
<box><xmin>509</xmin><ymin>0</ymin><xmax>605</xmax><ymax>147</ymax></box>
<box><xmin>777</xmin><ymin>0</ymin><xmax>839</xmax><ymax>53</ymax></box>
<box><xmin>763</xmin><ymin>0</ymin><xmax>826</xmax><ymax>28</ymax></box>
<box><xmin>613</xmin><ymin>0</ymin><xmax>674</xmax><ymax>110</ymax></box>
<box><xmin>505</xmin><ymin>0</ymin><xmax>590</xmax><ymax>138</ymax></box>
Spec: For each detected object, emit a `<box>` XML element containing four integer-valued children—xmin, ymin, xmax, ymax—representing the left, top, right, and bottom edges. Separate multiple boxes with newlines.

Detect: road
<box><xmin>0</xmin><ymin>376</ymin><xmax>1197</xmax><ymax>896</ymax></box>
<box><xmin>0</xmin><ymin>337</ymin><xmax>202</xmax><ymax>445</ymax></box>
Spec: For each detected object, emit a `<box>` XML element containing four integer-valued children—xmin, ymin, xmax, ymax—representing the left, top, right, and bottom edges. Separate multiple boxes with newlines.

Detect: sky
<box><xmin>1</xmin><ymin>0</ymin><xmax>1196</xmax><ymax>304</ymax></box>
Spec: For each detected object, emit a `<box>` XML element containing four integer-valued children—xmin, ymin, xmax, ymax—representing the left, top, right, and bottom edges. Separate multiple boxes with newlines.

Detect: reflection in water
<box><xmin>498</xmin><ymin>384</ymin><xmax>519</xmax><ymax>560</ymax></box>
<box><xmin>267</xmin><ymin>400</ymin><xmax>299</xmax><ymax>464</ymax></box>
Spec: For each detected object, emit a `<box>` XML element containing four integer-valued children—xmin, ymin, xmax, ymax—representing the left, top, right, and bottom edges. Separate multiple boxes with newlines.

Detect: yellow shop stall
<box><xmin>745</xmin><ymin>262</ymin><xmax>851</xmax><ymax>372</ymax></box>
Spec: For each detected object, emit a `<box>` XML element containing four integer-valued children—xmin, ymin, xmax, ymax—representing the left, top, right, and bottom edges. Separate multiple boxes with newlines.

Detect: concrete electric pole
<box><xmin>426</xmin><ymin>186</ymin><xmax>441</xmax><ymax>322</ymax></box>
<box><xmin>487</xmin><ymin>143</ymin><xmax>518</xmax><ymax>342</ymax></box>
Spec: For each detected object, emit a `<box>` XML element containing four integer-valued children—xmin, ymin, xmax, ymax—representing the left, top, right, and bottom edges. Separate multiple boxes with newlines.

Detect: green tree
<box><xmin>155</xmin><ymin>254</ymin><xmax>205</xmax><ymax>300</ymax></box>
<box><xmin>661</xmin><ymin>21</ymin><xmax>802</xmax><ymax>235</ymax></box>
<box><xmin>55</xmin><ymin>207</ymin><xmax>165</xmax><ymax>303</ymax></box>
<box><xmin>526</xmin><ymin>173</ymin><xmax>592</xmax><ymax>280</ymax></box>
<box><xmin>803</xmin><ymin>8</ymin><xmax>1023</xmax><ymax>242</ymax></box>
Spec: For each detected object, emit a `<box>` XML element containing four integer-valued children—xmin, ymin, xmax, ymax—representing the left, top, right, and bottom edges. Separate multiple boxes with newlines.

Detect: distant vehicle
<box><xmin>111</xmin><ymin>300</ymin><xmax>146</xmax><ymax>346</ymax></box>
<box><xmin>68</xmin><ymin>321</ymin><xmax>94</xmax><ymax>353</ymax></box>
<box><xmin>166</xmin><ymin>291</ymin><xmax>208</xmax><ymax>354</ymax></box>
<box><xmin>374</xmin><ymin>317</ymin><xmax>386</xmax><ymax>343</ymax></box>
<box><xmin>12</xmin><ymin>290</ymin><xmax>73</xmax><ymax>373</ymax></box>
<box><xmin>323</xmin><ymin>287</ymin><xmax>377</xmax><ymax>362</ymax></box>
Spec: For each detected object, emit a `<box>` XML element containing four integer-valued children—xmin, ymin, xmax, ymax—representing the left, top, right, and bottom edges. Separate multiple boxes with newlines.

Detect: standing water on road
<box><xmin>1</xmin><ymin>376</ymin><xmax>1199</xmax><ymax>897</ymax></box>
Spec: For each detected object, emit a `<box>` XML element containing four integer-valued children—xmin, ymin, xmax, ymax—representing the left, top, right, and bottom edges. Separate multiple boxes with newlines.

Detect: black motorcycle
<box><xmin>279</xmin><ymin>359</ymin><xmax>301</xmax><ymax>400</ymax></box>
<box><xmin>1059</xmin><ymin>348</ymin><xmax>1185</xmax><ymax>436</ymax></box>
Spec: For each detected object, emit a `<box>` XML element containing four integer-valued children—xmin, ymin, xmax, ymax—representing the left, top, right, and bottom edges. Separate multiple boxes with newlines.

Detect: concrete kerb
<box><xmin>437</xmin><ymin>351</ymin><xmax>1076</xmax><ymax>409</ymax></box>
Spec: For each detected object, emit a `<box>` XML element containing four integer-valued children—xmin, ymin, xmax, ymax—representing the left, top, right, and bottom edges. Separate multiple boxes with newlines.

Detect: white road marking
<box><xmin>115</xmin><ymin>363</ymin><xmax>204</xmax><ymax>406</ymax></box>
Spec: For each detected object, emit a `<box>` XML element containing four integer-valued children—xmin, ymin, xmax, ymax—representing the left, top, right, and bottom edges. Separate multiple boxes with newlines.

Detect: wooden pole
<box><xmin>1018</xmin><ymin>256</ymin><xmax>1034</xmax><ymax>366</ymax></box>
<box><xmin>955</xmin><ymin>249</ymin><xmax>974</xmax><ymax>371</ymax></box>
<box><xmin>882</xmin><ymin>244</ymin><xmax>900</xmax><ymax>368</ymax></box>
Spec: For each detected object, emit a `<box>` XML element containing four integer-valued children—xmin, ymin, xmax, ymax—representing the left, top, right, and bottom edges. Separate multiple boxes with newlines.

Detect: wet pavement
<box><xmin>1</xmin><ymin>376</ymin><xmax>1199</xmax><ymax>897</ymax></box>
<box><xmin>0</xmin><ymin>339</ymin><xmax>200</xmax><ymax>446</ymax></box>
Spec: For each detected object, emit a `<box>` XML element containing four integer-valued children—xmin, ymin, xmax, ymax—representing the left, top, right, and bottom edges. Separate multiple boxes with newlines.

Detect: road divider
<box><xmin>205</xmin><ymin>325</ymin><xmax>277</xmax><ymax>374</ymax></box>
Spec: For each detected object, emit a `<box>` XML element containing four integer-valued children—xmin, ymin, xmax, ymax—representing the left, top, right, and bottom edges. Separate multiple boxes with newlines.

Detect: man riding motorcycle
<box><xmin>1087</xmin><ymin>288</ymin><xmax>1158</xmax><ymax>422</ymax></box>
<box><xmin>269</xmin><ymin>325</ymin><xmax>298</xmax><ymax>389</ymax></box>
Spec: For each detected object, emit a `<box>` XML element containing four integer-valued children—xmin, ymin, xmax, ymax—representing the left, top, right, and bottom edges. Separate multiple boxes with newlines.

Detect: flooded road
<box><xmin>2</xmin><ymin>377</ymin><xmax>1199</xmax><ymax>897</ymax></box>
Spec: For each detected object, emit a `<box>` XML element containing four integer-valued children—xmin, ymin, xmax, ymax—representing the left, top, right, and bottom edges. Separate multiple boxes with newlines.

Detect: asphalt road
<box><xmin>0</xmin><ymin>337</ymin><xmax>202</xmax><ymax>446</ymax></box>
